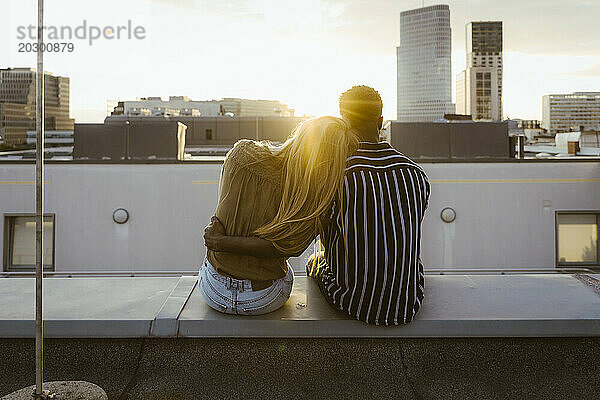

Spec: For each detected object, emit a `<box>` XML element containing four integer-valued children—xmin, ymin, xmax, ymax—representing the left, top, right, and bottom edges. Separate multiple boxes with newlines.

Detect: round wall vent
<box><xmin>113</xmin><ymin>208</ymin><xmax>129</xmax><ymax>224</ymax></box>
<box><xmin>440</xmin><ymin>207</ymin><xmax>456</xmax><ymax>223</ymax></box>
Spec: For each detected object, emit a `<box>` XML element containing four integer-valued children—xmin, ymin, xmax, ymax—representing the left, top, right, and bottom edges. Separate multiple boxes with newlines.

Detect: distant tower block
<box><xmin>456</xmin><ymin>22</ymin><xmax>503</xmax><ymax>121</ymax></box>
<box><xmin>0</xmin><ymin>68</ymin><xmax>74</xmax><ymax>145</ymax></box>
<box><xmin>397</xmin><ymin>5</ymin><xmax>455</xmax><ymax>122</ymax></box>
<box><xmin>542</xmin><ymin>92</ymin><xmax>600</xmax><ymax>134</ymax></box>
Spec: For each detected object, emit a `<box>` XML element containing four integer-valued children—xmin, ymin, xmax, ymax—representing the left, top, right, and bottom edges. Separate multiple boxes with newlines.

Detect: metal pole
<box><xmin>35</xmin><ymin>0</ymin><xmax>45</xmax><ymax>397</ymax></box>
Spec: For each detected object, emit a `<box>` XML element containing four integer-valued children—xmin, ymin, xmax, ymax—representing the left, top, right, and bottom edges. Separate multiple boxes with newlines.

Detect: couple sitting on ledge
<box><xmin>200</xmin><ymin>85</ymin><xmax>430</xmax><ymax>326</ymax></box>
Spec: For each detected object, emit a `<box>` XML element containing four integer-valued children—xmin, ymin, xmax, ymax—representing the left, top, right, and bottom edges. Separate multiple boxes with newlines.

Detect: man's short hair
<box><xmin>339</xmin><ymin>85</ymin><xmax>383</xmax><ymax>126</ymax></box>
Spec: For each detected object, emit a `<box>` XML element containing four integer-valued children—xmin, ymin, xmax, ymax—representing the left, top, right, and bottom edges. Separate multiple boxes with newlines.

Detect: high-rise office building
<box><xmin>542</xmin><ymin>92</ymin><xmax>600</xmax><ymax>134</ymax></box>
<box><xmin>0</xmin><ymin>68</ymin><xmax>74</xmax><ymax>145</ymax></box>
<box><xmin>396</xmin><ymin>4</ymin><xmax>454</xmax><ymax>122</ymax></box>
<box><xmin>456</xmin><ymin>22</ymin><xmax>503</xmax><ymax>121</ymax></box>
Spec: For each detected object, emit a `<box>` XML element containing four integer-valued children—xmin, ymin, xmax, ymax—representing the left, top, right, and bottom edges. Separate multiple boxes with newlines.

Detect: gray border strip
<box><xmin>150</xmin><ymin>276</ymin><xmax>197</xmax><ymax>337</ymax></box>
<box><xmin>3</xmin><ymin>318</ymin><xmax>597</xmax><ymax>338</ymax></box>
<box><xmin>0</xmin><ymin>320</ymin><xmax>152</xmax><ymax>338</ymax></box>
<box><xmin>176</xmin><ymin>319</ymin><xmax>600</xmax><ymax>338</ymax></box>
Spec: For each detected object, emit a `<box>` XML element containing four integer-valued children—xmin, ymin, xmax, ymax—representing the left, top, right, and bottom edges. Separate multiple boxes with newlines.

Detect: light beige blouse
<box><xmin>207</xmin><ymin>139</ymin><xmax>287</xmax><ymax>281</ymax></box>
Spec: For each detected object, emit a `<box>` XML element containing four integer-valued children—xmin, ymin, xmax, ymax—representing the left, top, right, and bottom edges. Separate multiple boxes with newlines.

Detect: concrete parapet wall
<box><xmin>1</xmin><ymin>275</ymin><xmax>600</xmax><ymax>339</ymax></box>
<box><xmin>1</xmin><ymin>274</ymin><xmax>599</xmax><ymax>398</ymax></box>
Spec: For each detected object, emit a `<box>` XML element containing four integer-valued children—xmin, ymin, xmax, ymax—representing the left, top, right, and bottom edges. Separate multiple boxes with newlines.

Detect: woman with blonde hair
<box><xmin>201</xmin><ymin>116</ymin><xmax>358</xmax><ymax>315</ymax></box>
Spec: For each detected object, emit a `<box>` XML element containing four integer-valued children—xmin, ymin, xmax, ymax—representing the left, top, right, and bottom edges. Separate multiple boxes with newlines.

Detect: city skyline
<box><xmin>1</xmin><ymin>0</ymin><xmax>599</xmax><ymax>123</ymax></box>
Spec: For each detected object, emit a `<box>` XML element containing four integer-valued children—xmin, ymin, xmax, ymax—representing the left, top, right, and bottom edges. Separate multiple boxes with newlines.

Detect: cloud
<box><xmin>566</xmin><ymin>62</ymin><xmax>600</xmax><ymax>77</ymax></box>
<box><xmin>140</xmin><ymin>0</ymin><xmax>600</xmax><ymax>56</ymax></box>
<box><xmin>320</xmin><ymin>0</ymin><xmax>600</xmax><ymax>56</ymax></box>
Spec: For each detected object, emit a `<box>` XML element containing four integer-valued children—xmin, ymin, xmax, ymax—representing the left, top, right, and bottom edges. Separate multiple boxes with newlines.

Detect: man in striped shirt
<box><xmin>309</xmin><ymin>86</ymin><xmax>431</xmax><ymax>325</ymax></box>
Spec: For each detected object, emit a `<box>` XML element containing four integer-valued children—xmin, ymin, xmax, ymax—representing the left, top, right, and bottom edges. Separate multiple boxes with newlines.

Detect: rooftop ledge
<box><xmin>1</xmin><ymin>274</ymin><xmax>599</xmax><ymax>338</ymax></box>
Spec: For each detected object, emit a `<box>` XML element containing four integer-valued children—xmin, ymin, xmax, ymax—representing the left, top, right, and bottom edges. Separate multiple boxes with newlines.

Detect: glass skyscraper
<box><xmin>396</xmin><ymin>4</ymin><xmax>454</xmax><ymax>122</ymax></box>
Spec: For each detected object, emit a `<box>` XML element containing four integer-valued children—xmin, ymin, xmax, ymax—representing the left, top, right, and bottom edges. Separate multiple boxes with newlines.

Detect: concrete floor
<box><xmin>1</xmin><ymin>337</ymin><xmax>599</xmax><ymax>400</ymax></box>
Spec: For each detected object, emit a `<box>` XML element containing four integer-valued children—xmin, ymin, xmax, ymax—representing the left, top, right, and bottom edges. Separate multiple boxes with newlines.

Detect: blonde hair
<box><xmin>253</xmin><ymin>116</ymin><xmax>358</xmax><ymax>255</ymax></box>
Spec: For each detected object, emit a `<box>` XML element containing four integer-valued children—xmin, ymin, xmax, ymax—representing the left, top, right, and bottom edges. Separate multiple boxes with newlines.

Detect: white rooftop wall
<box><xmin>0</xmin><ymin>161</ymin><xmax>599</xmax><ymax>272</ymax></box>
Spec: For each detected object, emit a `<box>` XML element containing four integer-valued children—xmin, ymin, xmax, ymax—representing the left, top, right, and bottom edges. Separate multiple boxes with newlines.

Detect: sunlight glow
<box><xmin>1</xmin><ymin>0</ymin><xmax>599</xmax><ymax>122</ymax></box>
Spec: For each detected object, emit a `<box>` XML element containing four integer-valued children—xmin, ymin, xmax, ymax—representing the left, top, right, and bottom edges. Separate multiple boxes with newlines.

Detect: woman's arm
<box><xmin>204</xmin><ymin>216</ymin><xmax>301</xmax><ymax>258</ymax></box>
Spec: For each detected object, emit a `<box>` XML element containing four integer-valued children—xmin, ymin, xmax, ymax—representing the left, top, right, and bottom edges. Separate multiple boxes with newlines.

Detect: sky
<box><xmin>1</xmin><ymin>0</ymin><xmax>599</xmax><ymax>122</ymax></box>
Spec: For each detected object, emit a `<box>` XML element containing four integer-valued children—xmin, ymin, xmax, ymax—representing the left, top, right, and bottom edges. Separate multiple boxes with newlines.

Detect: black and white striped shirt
<box><xmin>319</xmin><ymin>141</ymin><xmax>430</xmax><ymax>325</ymax></box>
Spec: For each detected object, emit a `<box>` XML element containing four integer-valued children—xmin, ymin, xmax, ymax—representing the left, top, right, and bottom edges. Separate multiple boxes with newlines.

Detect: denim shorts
<box><xmin>198</xmin><ymin>259</ymin><xmax>294</xmax><ymax>315</ymax></box>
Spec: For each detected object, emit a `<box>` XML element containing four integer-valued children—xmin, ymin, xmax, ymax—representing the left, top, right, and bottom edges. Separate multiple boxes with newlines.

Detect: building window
<box><xmin>3</xmin><ymin>214</ymin><xmax>55</xmax><ymax>272</ymax></box>
<box><xmin>556</xmin><ymin>212</ymin><xmax>599</xmax><ymax>266</ymax></box>
<box><xmin>205</xmin><ymin>129</ymin><xmax>212</xmax><ymax>140</ymax></box>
